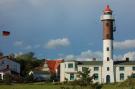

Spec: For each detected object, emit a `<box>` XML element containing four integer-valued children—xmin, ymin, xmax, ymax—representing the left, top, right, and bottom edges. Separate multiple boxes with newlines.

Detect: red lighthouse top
<box><xmin>104</xmin><ymin>5</ymin><xmax>112</xmax><ymax>13</ymax></box>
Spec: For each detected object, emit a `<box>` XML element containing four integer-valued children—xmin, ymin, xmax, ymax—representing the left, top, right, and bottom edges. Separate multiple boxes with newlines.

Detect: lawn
<box><xmin>0</xmin><ymin>83</ymin><xmax>134</xmax><ymax>89</ymax></box>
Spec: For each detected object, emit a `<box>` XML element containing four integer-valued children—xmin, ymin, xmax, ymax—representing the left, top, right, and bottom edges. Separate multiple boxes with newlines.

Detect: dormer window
<box><xmin>68</xmin><ymin>63</ymin><xmax>73</xmax><ymax>68</ymax></box>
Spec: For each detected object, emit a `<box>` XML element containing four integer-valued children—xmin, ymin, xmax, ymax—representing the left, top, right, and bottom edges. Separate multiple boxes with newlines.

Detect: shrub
<box><xmin>3</xmin><ymin>74</ymin><xmax>12</xmax><ymax>84</ymax></box>
<box><xmin>119</xmin><ymin>77</ymin><xmax>135</xmax><ymax>87</ymax></box>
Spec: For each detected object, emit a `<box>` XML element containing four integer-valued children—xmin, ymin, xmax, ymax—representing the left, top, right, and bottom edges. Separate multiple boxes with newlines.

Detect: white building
<box><xmin>60</xmin><ymin>60</ymin><xmax>135</xmax><ymax>83</ymax></box>
<box><xmin>0</xmin><ymin>56</ymin><xmax>20</xmax><ymax>80</ymax></box>
<box><xmin>60</xmin><ymin>5</ymin><xmax>135</xmax><ymax>83</ymax></box>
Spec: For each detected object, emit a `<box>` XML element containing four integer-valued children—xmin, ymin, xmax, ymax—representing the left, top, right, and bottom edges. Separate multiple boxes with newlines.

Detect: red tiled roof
<box><xmin>47</xmin><ymin>60</ymin><xmax>63</xmax><ymax>73</ymax></box>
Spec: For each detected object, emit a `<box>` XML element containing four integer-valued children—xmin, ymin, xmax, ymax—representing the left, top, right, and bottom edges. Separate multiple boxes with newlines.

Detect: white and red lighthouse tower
<box><xmin>101</xmin><ymin>5</ymin><xmax>115</xmax><ymax>83</ymax></box>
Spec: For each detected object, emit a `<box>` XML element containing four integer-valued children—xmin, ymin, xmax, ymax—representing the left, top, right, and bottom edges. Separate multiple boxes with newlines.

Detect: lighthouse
<box><xmin>101</xmin><ymin>5</ymin><xmax>115</xmax><ymax>83</ymax></box>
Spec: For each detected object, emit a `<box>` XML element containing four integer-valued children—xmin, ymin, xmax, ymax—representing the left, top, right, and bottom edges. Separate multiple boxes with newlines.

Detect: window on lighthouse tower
<box><xmin>106</xmin><ymin>34</ymin><xmax>109</xmax><ymax>38</ymax></box>
<box><xmin>107</xmin><ymin>57</ymin><xmax>109</xmax><ymax>61</ymax></box>
<box><xmin>107</xmin><ymin>47</ymin><xmax>109</xmax><ymax>51</ymax></box>
<box><xmin>106</xmin><ymin>22</ymin><xmax>110</xmax><ymax>27</ymax></box>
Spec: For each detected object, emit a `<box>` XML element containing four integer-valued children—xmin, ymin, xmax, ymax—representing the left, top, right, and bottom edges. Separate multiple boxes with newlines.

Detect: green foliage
<box><xmin>3</xmin><ymin>74</ymin><xmax>12</xmax><ymax>84</ymax></box>
<box><xmin>119</xmin><ymin>77</ymin><xmax>135</xmax><ymax>87</ymax></box>
<box><xmin>15</xmin><ymin>52</ymin><xmax>42</xmax><ymax>77</ymax></box>
<box><xmin>77</xmin><ymin>67</ymin><xmax>93</xmax><ymax>86</ymax></box>
<box><xmin>16</xmin><ymin>52</ymin><xmax>34</xmax><ymax>61</ymax></box>
<box><xmin>25</xmin><ymin>74</ymin><xmax>35</xmax><ymax>83</ymax></box>
<box><xmin>0</xmin><ymin>83</ymin><xmax>134</xmax><ymax>89</ymax></box>
<box><xmin>91</xmin><ymin>82</ymin><xmax>102</xmax><ymax>89</ymax></box>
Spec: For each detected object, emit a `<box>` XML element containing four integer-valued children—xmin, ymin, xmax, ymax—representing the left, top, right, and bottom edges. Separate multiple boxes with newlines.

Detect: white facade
<box><xmin>114</xmin><ymin>65</ymin><xmax>135</xmax><ymax>82</ymax></box>
<box><xmin>60</xmin><ymin>60</ymin><xmax>135</xmax><ymax>83</ymax></box>
<box><xmin>60</xmin><ymin>61</ymin><xmax>77</xmax><ymax>82</ymax></box>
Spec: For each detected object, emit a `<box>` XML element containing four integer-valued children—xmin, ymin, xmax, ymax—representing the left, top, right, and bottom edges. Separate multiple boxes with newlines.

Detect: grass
<box><xmin>0</xmin><ymin>83</ymin><xmax>134</xmax><ymax>89</ymax></box>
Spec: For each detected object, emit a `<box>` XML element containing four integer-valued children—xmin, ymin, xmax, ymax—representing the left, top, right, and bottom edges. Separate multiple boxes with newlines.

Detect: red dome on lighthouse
<box><xmin>104</xmin><ymin>5</ymin><xmax>112</xmax><ymax>13</ymax></box>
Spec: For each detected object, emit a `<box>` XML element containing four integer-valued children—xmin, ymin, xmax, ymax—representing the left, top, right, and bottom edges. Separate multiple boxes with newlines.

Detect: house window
<box><xmin>68</xmin><ymin>63</ymin><xmax>73</xmax><ymax>68</ymax></box>
<box><xmin>107</xmin><ymin>47</ymin><xmax>109</xmax><ymax>51</ymax></box>
<box><xmin>107</xmin><ymin>57</ymin><xmax>109</xmax><ymax>61</ymax></box>
<box><xmin>107</xmin><ymin>67</ymin><xmax>109</xmax><ymax>71</ymax></box>
<box><xmin>65</xmin><ymin>64</ymin><xmax>66</xmax><ymax>68</ymax></box>
<box><xmin>132</xmin><ymin>67</ymin><xmax>135</xmax><ymax>71</ymax></box>
<box><xmin>119</xmin><ymin>67</ymin><xmax>124</xmax><ymax>71</ymax></box>
<box><xmin>94</xmin><ymin>67</ymin><xmax>99</xmax><ymax>71</ymax></box>
<box><xmin>82</xmin><ymin>67</ymin><xmax>88</xmax><ymax>72</ymax></box>
<box><xmin>120</xmin><ymin>73</ymin><xmax>124</xmax><ymax>80</ymax></box>
<box><xmin>70</xmin><ymin>73</ymin><xmax>74</xmax><ymax>80</ymax></box>
<box><xmin>132</xmin><ymin>73</ymin><xmax>135</xmax><ymax>78</ymax></box>
<box><xmin>93</xmin><ymin>73</ymin><xmax>98</xmax><ymax>80</ymax></box>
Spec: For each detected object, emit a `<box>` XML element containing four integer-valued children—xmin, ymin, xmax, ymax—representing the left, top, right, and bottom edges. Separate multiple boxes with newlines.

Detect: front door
<box><xmin>106</xmin><ymin>75</ymin><xmax>110</xmax><ymax>83</ymax></box>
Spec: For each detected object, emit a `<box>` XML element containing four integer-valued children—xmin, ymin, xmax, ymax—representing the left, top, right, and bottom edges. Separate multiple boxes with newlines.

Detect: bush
<box><xmin>24</xmin><ymin>74</ymin><xmax>34</xmax><ymax>83</ymax></box>
<box><xmin>119</xmin><ymin>77</ymin><xmax>135</xmax><ymax>87</ymax></box>
<box><xmin>91</xmin><ymin>82</ymin><xmax>102</xmax><ymax>89</ymax></box>
<box><xmin>3</xmin><ymin>74</ymin><xmax>12</xmax><ymax>84</ymax></box>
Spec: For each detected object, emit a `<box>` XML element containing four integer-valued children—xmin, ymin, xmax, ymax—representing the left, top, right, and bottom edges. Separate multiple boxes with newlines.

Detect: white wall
<box><xmin>60</xmin><ymin>63</ymin><xmax>65</xmax><ymax>82</ymax></box>
<box><xmin>78</xmin><ymin>65</ymin><xmax>102</xmax><ymax>83</ymax></box>
<box><xmin>60</xmin><ymin>61</ymin><xmax>77</xmax><ymax>82</ymax></box>
<box><xmin>115</xmin><ymin>65</ymin><xmax>135</xmax><ymax>82</ymax></box>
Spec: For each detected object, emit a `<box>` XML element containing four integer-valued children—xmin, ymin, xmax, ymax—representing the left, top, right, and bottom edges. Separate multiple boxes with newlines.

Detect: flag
<box><xmin>2</xmin><ymin>31</ymin><xmax>10</xmax><ymax>36</ymax></box>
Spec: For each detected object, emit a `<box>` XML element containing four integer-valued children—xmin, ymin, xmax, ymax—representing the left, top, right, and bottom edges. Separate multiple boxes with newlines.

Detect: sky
<box><xmin>0</xmin><ymin>0</ymin><xmax>135</xmax><ymax>60</ymax></box>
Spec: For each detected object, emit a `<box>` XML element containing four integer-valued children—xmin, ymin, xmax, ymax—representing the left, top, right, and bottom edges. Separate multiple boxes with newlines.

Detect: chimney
<box><xmin>93</xmin><ymin>58</ymin><xmax>96</xmax><ymax>61</ymax></box>
<box><xmin>125</xmin><ymin>57</ymin><xmax>129</xmax><ymax>62</ymax></box>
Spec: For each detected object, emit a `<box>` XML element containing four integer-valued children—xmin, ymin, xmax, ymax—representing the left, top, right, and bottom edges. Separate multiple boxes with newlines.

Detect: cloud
<box><xmin>64</xmin><ymin>50</ymin><xmax>135</xmax><ymax>61</ymax></box>
<box><xmin>0</xmin><ymin>0</ymin><xmax>18</xmax><ymax>9</ymax></box>
<box><xmin>25</xmin><ymin>45</ymin><xmax>32</xmax><ymax>50</ymax></box>
<box><xmin>14</xmin><ymin>41</ymin><xmax>23</xmax><ymax>46</ymax></box>
<box><xmin>14</xmin><ymin>41</ymin><xmax>41</xmax><ymax>50</ymax></box>
<box><xmin>45</xmin><ymin>38</ymin><xmax>70</xmax><ymax>49</ymax></box>
<box><xmin>34</xmin><ymin>44</ymin><xmax>41</xmax><ymax>49</ymax></box>
<box><xmin>15</xmin><ymin>52</ymin><xmax>23</xmax><ymax>57</ymax></box>
<box><xmin>65</xmin><ymin>50</ymin><xmax>102</xmax><ymax>61</ymax></box>
<box><xmin>114</xmin><ymin>39</ymin><xmax>135</xmax><ymax>49</ymax></box>
<box><xmin>28</xmin><ymin>0</ymin><xmax>48</xmax><ymax>7</ymax></box>
<box><xmin>114</xmin><ymin>51</ymin><xmax>135</xmax><ymax>61</ymax></box>
<box><xmin>123</xmin><ymin>52</ymin><xmax>135</xmax><ymax>61</ymax></box>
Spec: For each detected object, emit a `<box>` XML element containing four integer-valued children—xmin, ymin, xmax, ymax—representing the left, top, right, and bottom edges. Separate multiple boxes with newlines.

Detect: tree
<box><xmin>77</xmin><ymin>67</ymin><xmax>93</xmax><ymax>86</ymax></box>
<box><xmin>15</xmin><ymin>52</ymin><xmax>42</xmax><ymax>78</ymax></box>
<box><xmin>3</xmin><ymin>73</ymin><xmax>12</xmax><ymax>84</ymax></box>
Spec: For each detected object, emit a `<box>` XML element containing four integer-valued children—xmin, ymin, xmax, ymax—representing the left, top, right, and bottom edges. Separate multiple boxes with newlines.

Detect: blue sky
<box><xmin>0</xmin><ymin>0</ymin><xmax>135</xmax><ymax>60</ymax></box>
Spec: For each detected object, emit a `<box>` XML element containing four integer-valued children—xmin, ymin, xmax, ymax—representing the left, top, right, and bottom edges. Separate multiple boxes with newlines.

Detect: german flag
<box><xmin>2</xmin><ymin>31</ymin><xmax>10</xmax><ymax>36</ymax></box>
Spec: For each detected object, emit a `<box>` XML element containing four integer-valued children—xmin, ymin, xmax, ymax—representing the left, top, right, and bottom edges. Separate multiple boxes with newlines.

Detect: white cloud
<box><xmin>114</xmin><ymin>39</ymin><xmax>135</xmax><ymax>49</ymax></box>
<box><xmin>123</xmin><ymin>52</ymin><xmax>135</xmax><ymax>61</ymax></box>
<box><xmin>15</xmin><ymin>52</ymin><xmax>23</xmax><ymax>57</ymax></box>
<box><xmin>65</xmin><ymin>55</ymin><xmax>76</xmax><ymax>60</ymax></box>
<box><xmin>46</xmin><ymin>38</ymin><xmax>70</xmax><ymax>49</ymax></box>
<box><xmin>113</xmin><ymin>52</ymin><xmax>135</xmax><ymax>61</ymax></box>
<box><xmin>14</xmin><ymin>41</ymin><xmax>23</xmax><ymax>46</ymax></box>
<box><xmin>34</xmin><ymin>44</ymin><xmax>41</xmax><ymax>49</ymax></box>
<box><xmin>25</xmin><ymin>45</ymin><xmax>32</xmax><ymax>50</ymax></box>
<box><xmin>64</xmin><ymin>50</ymin><xmax>102</xmax><ymax>61</ymax></box>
